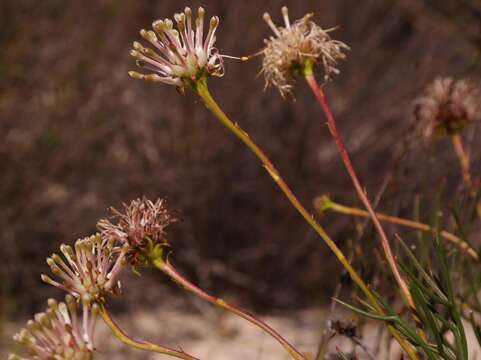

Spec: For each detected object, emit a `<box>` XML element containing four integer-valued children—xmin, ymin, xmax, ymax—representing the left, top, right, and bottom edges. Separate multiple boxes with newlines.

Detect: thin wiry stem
<box><xmin>153</xmin><ymin>258</ymin><xmax>306</xmax><ymax>360</ymax></box>
<box><xmin>314</xmin><ymin>195</ymin><xmax>479</xmax><ymax>261</ymax></box>
<box><xmin>451</xmin><ymin>133</ymin><xmax>481</xmax><ymax>219</ymax></box>
<box><xmin>304</xmin><ymin>71</ymin><xmax>416</xmax><ymax>312</ymax></box>
<box><xmin>452</xmin><ymin>134</ymin><xmax>473</xmax><ymax>190</ymax></box>
<box><xmin>315</xmin><ymin>173</ymin><xmax>393</xmax><ymax>360</ymax></box>
<box><xmin>100</xmin><ymin>305</ymin><xmax>199</xmax><ymax>360</ymax></box>
<box><xmin>303</xmin><ymin>66</ymin><xmax>430</xmax><ymax>345</ymax></box>
<box><xmin>192</xmin><ymin>77</ymin><xmax>419</xmax><ymax>360</ymax></box>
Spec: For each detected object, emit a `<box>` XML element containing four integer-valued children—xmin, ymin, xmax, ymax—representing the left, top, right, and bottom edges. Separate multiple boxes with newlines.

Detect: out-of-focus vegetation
<box><xmin>1</xmin><ymin>0</ymin><xmax>481</xmax><ymax>320</ymax></box>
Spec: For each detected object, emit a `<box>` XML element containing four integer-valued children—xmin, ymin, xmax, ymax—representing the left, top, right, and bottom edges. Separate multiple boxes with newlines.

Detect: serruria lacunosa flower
<box><xmin>9</xmin><ymin>295</ymin><xmax>98</xmax><ymax>360</ymax></box>
<box><xmin>129</xmin><ymin>7</ymin><xmax>224</xmax><ymax>90</ymax></box>
<box><xmin>414</xmin><ymin>77</ymin><xmax>481</xmax><ymax>139</ymax></box>
<box><xmin>41</xmin><ymin>234</ymin><xmax>127</xmax><ymax>306</ymax></box>
<box><xmin>97</xmin><ymin>198</ymin><xmax>177</xmax><ymax>265</ymax></box>
<box><xmin>262</xmin><ymin>6</ymin><xmax>349</xmax><ymax>97</ymax></box>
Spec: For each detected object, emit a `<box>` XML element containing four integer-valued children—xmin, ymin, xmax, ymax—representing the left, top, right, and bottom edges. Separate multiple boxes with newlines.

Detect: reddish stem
<box><xmin>452</xmin><ymin>134</ymin><xmax>473</xmax><ymax>190</ymax></box>
<box><xmin>153</xmin><ymin>258</ymin><xmax>306</xmax><ymax>360</ymax></box>
<box><xmin>305</xmin><ymin>75</ymin><xmax>415</xmax><ymax>311</ymax></box>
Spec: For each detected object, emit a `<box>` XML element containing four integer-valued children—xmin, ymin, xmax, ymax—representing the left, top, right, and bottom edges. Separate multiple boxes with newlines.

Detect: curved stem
<box><xmin>304</xmin><ymin>74</ymin><xmax>416</xmax><ymax>315</ymax></box>
<box><xmin>193</xmin><ymin>78</ymin><xmax>419</xmax><ymax>360</ymax></box>
<box><xmin>314</xmin><ymin>196</ymin><xmax>478</xmax><ymax>260</ymax></box>
<box><xmin>100</xmin><ymin>304</ymin><xmax>199</xmax><ymax>360</ymax></box>
<box><xmin>153</xmin><ymin>258</ymin><xmax>305</xmax><ymax>360</ymax></box>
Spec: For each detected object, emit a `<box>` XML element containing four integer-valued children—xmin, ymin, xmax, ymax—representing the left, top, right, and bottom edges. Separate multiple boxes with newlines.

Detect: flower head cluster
<box><xmin>41</xmin><ymin>234</ymin><xmax>127</xmax><ymax>306</ymax></box>
<box><xmin>262</xmin><ymin>7</ymin><xmax>349</xmax><ymax>96</ymax></box>
<box><xmin>129</xmin><ymin>7</ymin><xmax>224</xmax><ymax>89</ymax></box>
<box><xmin>414</xmin><ymin>77</ymin><xmax>481</xmax><ymax>139</ymax></box>
<box><xmin>97</xmin><ymin>198</ymin><xmax>177</xmax><ymax>265</ymax></box>
<box><xmin>9</xmin><ymin>295</ymin><xmax>97</xmax><ymax>360</ymax></box>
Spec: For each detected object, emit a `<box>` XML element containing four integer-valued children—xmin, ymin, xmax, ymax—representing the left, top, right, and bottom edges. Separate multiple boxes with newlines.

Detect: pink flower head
<box><xmin>129</xmin><ymin>7</ymin><xmax>224</xmax><ymax>89</ymax></box>
<box><xmin>9</xmin><ymin>295</ymin><xmax>97</xmax><ymax>360</ymax></box>
<box><xmin>41</xmin><ymin>234</ymin><xmax>127</xmax><ymax>306</ymax></box>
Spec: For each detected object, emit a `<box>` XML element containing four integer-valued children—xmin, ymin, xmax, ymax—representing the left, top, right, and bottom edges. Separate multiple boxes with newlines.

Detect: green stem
<box><xmin>100</xmin><ymin>304</ymin><xmax>199</xmax><ymax>360</ymax></box>
<box><xmin>193</xmin><ymin>78</ymin><xmax>418</xmax><ymax>360</ymax></box>
<box><xmin>152</xmin><ymin>258</ymin><xmax>306</xmax><ymax>360</ymax></box>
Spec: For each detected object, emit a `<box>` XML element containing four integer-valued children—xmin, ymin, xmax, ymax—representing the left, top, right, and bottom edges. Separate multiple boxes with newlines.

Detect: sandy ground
<box><xmin>2</xmin><ymin>302</ymin><xmax>481</xmax><ymax>359</ymax></box>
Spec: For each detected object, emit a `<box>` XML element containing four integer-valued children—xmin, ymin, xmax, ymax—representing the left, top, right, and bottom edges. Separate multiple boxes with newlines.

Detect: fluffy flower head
<box><xmin>9</xmin><ymin>295</ymin><xmax>97</xmax><ymax>360</ymax></box>
<box><xmin>41</xmin><ymin>234</ymin><xmax>127</xmax><ymax>306</ymax></box>
<box><xmin>262</xmin><ymin>6</ymin><xmax>349</xmax><ymax>96</ymax></box>
<box><xmin>129</xmin><ymin>7</ymin><xmax>224</xmax><ymax>89</ymax></box>
<box><xmin>97</xmin><ymin>198</ymin><xmax>177</xmax><ymax>265</ymax></box>
<box><xmin>414</xmin><ymin>77</ymin><xmax>481</xmax><ymax>139</ymax></box>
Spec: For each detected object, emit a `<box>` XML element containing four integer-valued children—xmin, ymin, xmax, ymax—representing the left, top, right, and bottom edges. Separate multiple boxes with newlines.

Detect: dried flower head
<box><xmin>262</xmin><ymin>6</ymin><xmax>349</xmax><ymax>96</ymax></box>
<box><xmin>9</xmin><ymin>295</ymin><xmax>97</xmax><ymax>360</ymax></box>
<box><xmin>129</xmin><ymin>7</ymin><xmax>224</xmax><ymax>89</ymax></box>
<box><xmin>41</xmin><ymin>234</ymin><xmax>127</xmax><ymax>306</ymax></box>
<box><xmin>414</xmin><ymin>77</ymin><xmax>481</xmax><ymax>138</ymax></box>
<box><xmin>97</xmin><ymin>198</ymin><xmax>177</xmax><ymax>265</ymax></box>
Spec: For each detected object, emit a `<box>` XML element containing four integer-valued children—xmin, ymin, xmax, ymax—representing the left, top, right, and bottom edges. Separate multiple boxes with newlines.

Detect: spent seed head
<box><xmin>414</xmin><ymin>77</ymin><xmax>481</xmax><ymax>139</ymax></box>
<box><xmin>97</xmin><ymin>197</ymin><xmax>177</xmax><ymax>265</ymax></box>
<box><xmin>262</xmin><ymin>6</ymin><xmax>349</xmax><ymax>97</ymax></box>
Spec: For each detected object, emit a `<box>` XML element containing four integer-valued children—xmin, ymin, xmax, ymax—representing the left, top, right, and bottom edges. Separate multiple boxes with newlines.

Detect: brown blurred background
<box><xmin>1</xmin><ymin>0</ymin><xmax>481</xmax><ymax>328</ymax></box>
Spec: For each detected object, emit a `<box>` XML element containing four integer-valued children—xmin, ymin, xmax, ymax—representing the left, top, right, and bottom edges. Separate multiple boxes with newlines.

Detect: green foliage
<box><xmin>336</xmin><ymin>194</ymin><xmax>481</xmax><ymax>359</ymax></box>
